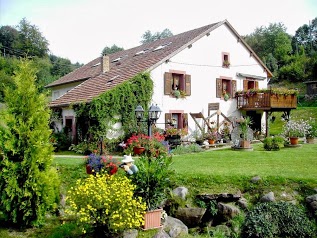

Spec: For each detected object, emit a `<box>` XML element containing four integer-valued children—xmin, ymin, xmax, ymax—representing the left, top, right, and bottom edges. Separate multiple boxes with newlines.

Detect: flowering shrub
<box><xmin>164</xmin><ymin>126</ymin><xmax>187</xmax><ymax>137</ymax></box>
<box><xmin>66</xmin><ymin>174</ymin><xmax>146</xmax><ymax>236</ymax></box>
<box><xmin>306</xmin><ymin>118</ymin><xmax>317</xmax><ymax>138</ymax></box>
<box><xmin>282</xmin><ymin>119</ymin><xmax>310</xmax><ymax>138</ymax></box>
<box><xmin>85</xmin><ymin>153</ymin><xmax>120</xmax><ymax>175</ymax></box>
<box><xmin>235</xmin><ymin>88</ymin><xmax>299</xmax><ymax>97</ymax></box>
<box><xmin>124</xmin><ymin>132</ymin><xmax>168</xmax><ymax>157</ymax></box>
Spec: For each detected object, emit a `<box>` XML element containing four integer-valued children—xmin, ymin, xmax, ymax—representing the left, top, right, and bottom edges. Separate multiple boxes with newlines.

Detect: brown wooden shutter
<box><xmin>255</xmin><ymin>81</ymin><xmax>259</xmax><ymax>89</ymax></box>
<box><xmin>182</xmin><ymin>113</ymin><xmax>188</xmax><ymax>133</ymax></box>
<box><xmin>185</xmin><ymin>74</ymin><xmax>191</xmax><ymax>96</ymax></box>
<box><xmin>243</xmin><ymin>80</ymin><xmax>248</xmax><ymax>90</ymax></box>
<box><xmin>165</xmin><ymin>113</ymin><xmax>172</xmax><ymax>129</ymax></box>
<box><xmin>216</xmin><ymin>78</ymin><xmax>222</xmax><ymax>98</ymax></box>
<box><xmin>231</xmin><ymin>80</ymin><xmax>237</xmax><ymax>97</ymax></box>
<box><xmin>164</xmin><ymin>72</ymin><xmax>173</xmax><ymax>95</ymax></box>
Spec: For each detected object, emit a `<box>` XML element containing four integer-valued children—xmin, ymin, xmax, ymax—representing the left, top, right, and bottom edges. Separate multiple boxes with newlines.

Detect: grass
<box><xmin>269</xmin><ymin>107</ymin><xmax>317</xmax><ymax>135</ymax></box>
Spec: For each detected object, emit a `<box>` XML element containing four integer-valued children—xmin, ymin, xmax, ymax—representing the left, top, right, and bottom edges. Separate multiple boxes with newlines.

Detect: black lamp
<box><xmin>135</xmin><ymin>104</ymin><xmax>161</xmax><ymax>136</ymax></box>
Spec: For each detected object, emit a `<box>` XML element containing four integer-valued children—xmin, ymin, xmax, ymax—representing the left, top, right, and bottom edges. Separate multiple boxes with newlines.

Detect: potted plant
<box><xmin>129</xmin><ymin>155</ymin><xmax>175</xmax><ymax>230</ymax></box>
<box><xmin>306</xmin><ymin>118</ymin><xmax>317</xmax><ymax>144</ymax></box>
<box><xmin>282</xmin><ymin>118</ymin><xmax>309</xmax><ymax>145</ymax></box>
<box><xmin>237</xmin><ymin>116</ymin><xmax>252</xmax><ymax>148</ymax></box>
<box><xmin>125</xmin><ymin>133</ymin><xmax>149</xmax><ymax>155</ymax></box>
<box><xmin>206</xmin><ymin>128</ymin><xmax>218</xmax><ymax>144</ymax></box>
<box><xmin>164</xmin><ymin>126</ymin><xmax>187</xmax><ymax>148</ymax></box>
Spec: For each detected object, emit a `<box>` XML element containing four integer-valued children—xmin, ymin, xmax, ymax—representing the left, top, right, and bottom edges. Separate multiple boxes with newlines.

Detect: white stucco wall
<box><xmin>51</xmin><ymin>82</ymin><xmax>82</xmax><ymax>100</ymax></box>
<box><xmin>151</xmin><ymin>24</ymin><xmax>268</xmax><ymax>134</ymax></box>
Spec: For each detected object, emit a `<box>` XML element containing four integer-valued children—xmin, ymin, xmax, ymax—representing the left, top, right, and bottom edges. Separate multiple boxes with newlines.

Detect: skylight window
<box><xmin>152</xmin><ymin>42</ymin><xmax>172</xmax><ymax>52</ymax></box>
<box><xmin>111</xmin><ymin>57</ymin><xmax>121</xmax><ymax>63</ymax></box>
<box><xmin>91</xmin><ymin>62</ymin><xmax>101</xmax><ymax>67</ymax></box>
<box><xmin>135</xmin><ymin>49</ymin><xmax>150</xmax><ymax>56</ymax></box>
<box><xmin>106</xmin><ymin>75</ymin><xmax>120</xmax><ymax>84</ymax></box>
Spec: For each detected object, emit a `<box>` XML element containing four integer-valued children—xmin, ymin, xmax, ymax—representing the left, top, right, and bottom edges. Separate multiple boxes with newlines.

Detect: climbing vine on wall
<box><xmin>74</xmin><ymin>72</ymin><xmax>153</xmax><ymax>142</ymax></box>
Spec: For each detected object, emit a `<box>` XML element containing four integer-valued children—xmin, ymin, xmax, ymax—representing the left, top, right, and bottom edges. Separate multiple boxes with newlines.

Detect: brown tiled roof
<box><xmin>47</xmin><ymin>20</ymin><xmax>272</xmax><ymax>107</ymax></box>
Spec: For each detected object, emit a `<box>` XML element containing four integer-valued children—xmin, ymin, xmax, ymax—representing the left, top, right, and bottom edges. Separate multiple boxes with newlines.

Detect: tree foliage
<box><xmin>0</xmin><ymin>59</ymin><xmax>60</xmax><ymax>227</ymax></box>
<box><xmin>244</xmin><ymin>20</ymin><xmax>317</xmax><ymax>82</ymax></box>
<box><xmin>15</xmin><ymin>18</ymin><xmax>49</xmax><ymax>58</ymax></box>
<box><xmin>101</xmin><ymin>44</ymin><xmax>124</xmax><ymax>55</ymax></box>
<box><xmin>140</xmin><ymin>28</ymin><xmax>173</xmax><ymax>44</ymax></box>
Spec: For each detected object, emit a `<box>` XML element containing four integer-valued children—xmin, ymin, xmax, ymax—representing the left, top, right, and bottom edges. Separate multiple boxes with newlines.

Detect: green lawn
<box><xmin>270</xmin><ymin>107</ymin><xmax>317</xmax><ymax>135</ymax></box>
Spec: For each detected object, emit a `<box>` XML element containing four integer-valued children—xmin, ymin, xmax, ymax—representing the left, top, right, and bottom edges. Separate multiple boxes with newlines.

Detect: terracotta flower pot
<box><xmin>133</xmin><ymin>146</ymin><xmax>145</xmax><ymax>155</ymax></box>
<box><xmin>290</xmin><ymin>137</ymin><xmax>299</xmax><ymax>145</ymax></box>
<box><xmin>85</xmin><ymin>164</ymin><xmax>93</xmax><ymax>174</ymax></box>
<box><xmin>306</xmin><ymin>137</ymin><xmax>314</xmax><ymax>144</ymax></box>
<box><xmin>143</xmin><ymin>208</ymin><xmax>163</xmax><ymax>230</ymax></box>
<box><xmin>208</xmin><ymin>139</ymin><xmax>215</xmax><ymax>145</ymax></box>
<box><xmin>240</xmin><ymin>140</ymin><xmax>251</xmax><ymax>148</ymax></box>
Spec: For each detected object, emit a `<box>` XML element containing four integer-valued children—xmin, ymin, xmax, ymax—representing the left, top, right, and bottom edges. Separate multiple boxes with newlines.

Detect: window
<box><xmin>53</xmin><ymin>91</ymin><xmax>60</xmax><ymax>100</ymax></box>
<box><xmin>164</xmin><ymin>71</ymin><xmax>191</xmax><ymax>97</ymax></box>
<box><xmin>165</xmin><ymin>113</ymin><xmax>188</xmax><ymax>131</ymax></box>
<box><xmin>243</xmin><ymin>79</ymin><xmax>259</xmax><ymax>90</ymax></box>
<box><xmin>222</xmin><ymin>52</ymin><xmax>230</xmax><ymax>68</ymax></box>
<box><xmin>216</xmin><ymin>78</ymin><xmax>236</xmax><ymax>99</ymax></box>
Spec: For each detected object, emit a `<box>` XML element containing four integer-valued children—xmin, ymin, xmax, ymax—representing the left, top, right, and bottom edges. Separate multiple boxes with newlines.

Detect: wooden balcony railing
<box><xmin>236</xmin><ymin>92</ymin><xmax>297</xmax><ymax>110</ymax></box>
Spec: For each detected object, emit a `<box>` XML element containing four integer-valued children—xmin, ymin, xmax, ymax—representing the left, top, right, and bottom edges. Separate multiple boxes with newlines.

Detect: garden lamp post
<box><xmin>135</xmin><ymin>104</ymin><xmax>161</xmax><ymax>136</ymax></box>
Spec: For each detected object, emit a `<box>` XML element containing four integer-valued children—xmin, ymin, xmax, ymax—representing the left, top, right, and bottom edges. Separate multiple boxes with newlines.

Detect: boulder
<box><xmin>123</xmin><ymin>229</ymin><xmax>138</xmax><ymax>238</ymax></box>
<box><xmin>153</xmin><ymin>229</ymin><xmax>170</xmax><ymax>238</ymax></box>
<box><xmin>217</xmin><ymin>202</ymin><xmax>240</xmax><ymax>220</ymax></box>
<box><xmin>163</xmin><ymin>216</ymin><xmax>188</xmax><ymax>238</ymax></box>
<box><xmin>174</xmin><ymin>207</ymin><xmax>206</xmax><ymax>227</ymax></box>
<box><xmin>260</xmin><ymin>191</ymin><xmax>275</xmax><ymax>202</ymax></box>
<box><xmin>173</xmin><ymin>187</ymin><xmax>188</xmax><ymax>200</ymax></box>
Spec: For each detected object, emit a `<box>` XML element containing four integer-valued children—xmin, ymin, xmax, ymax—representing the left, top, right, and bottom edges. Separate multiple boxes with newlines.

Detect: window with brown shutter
<box><xmin>216</xmin><ymin>78</ymin><xmax>235</xmax><ymax>100</ymax></box>
<box><xmin>243</xmin><ymin>79</ymin><xmax>259</xmax><ymax>90</ymax></box>
<box><xmin>165</xmin><ymin>112</ymin><xmax>188</xmax><ymax>130</ymax></box>
<box><xmin>164</xmin><ymin>71</ymin><xmax>191</xmax><ymax>97</ymax></box>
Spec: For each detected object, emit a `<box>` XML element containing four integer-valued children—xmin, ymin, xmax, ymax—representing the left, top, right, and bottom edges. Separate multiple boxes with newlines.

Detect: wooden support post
<box><xmin>266</xmin><ymin>111</ymin><xmax>269</xmax><ymax>137</ymax></box>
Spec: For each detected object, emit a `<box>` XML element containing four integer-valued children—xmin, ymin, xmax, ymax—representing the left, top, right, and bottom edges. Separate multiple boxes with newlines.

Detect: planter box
<box><xmin>143</xmin><ymin>208</ymin><xmax>163</xmax><ymax>230</ymax></box>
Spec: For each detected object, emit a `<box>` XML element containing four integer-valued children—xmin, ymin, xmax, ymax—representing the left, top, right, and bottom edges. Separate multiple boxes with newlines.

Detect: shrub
<box><xmin>0</xmin><ymin>59</ymin><xmax>60</xmax><ymax>227</ymax></box>
<box><xmin>65</xmin><ymin>173</ymin><xmax>146</xmax><ymax>237</ymax></box>
<box><xmin>241</xmin><ymin>202</ymin><xmax>316</xmax><ymax>238</ymax></box>
<box><xmin>263</xmin><ymin>136</ymin><xmax>284</xmax><ymax>151</ymax></box>
<box><xmin>129</xmin><ymin>155</ymin><xmax>175</xmax><ymax>210</ymax></box>
<box><xmin>171</xmin><ymin>144</ymin><xmax>204</xmax><ymax>155</ymax></box>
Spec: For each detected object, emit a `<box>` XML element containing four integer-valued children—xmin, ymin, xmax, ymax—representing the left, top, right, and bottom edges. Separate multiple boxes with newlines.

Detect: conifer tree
<box><xmin>0</xmin><ymin>59</ymin><xmax>60</xmax><ymax>227</ymax></box>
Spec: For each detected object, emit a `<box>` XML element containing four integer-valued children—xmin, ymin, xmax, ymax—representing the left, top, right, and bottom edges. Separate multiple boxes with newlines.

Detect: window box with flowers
<box><xmin>164</xmin><ymin>127</ymin><xmax>187</xmax><ymax>148</ymax></box>
<box><xmin>222</xmin><ymin>60</ymin><xmax>230</xmax><ymax>68</ymax></box>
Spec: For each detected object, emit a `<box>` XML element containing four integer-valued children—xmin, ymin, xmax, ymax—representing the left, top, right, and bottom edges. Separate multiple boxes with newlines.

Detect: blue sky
<box><xmin>1</xmin><ymin>0</ymin><xmax>316</xmax><ymax>64</ymax></box>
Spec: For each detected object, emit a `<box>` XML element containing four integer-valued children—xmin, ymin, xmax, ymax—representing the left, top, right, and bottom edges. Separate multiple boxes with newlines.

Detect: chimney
<box><xmin>101</xmin><ymin>55</ymin><xmax>110</xmax><ymax>73</ymax></box>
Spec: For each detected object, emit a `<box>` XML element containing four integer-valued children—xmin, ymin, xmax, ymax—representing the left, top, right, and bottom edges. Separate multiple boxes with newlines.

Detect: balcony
<box><xmin>236</xmin><ymin>90</ymin><xmax>297</xmax><ymax>111</ymax></box>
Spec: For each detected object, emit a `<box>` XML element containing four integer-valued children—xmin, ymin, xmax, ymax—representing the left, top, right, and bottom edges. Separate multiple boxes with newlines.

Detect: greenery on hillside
<box><xmin>244</xmin><ymin>18</ymin><xmax>317</xmax><ymax>83</ymax></box>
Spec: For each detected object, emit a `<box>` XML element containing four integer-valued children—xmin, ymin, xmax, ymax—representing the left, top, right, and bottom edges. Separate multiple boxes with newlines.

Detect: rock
<box><xmin>236</xmin><ymin>197</ymin><xmax>248</xmax><ymax>210</ymax></box>
<box><xmin>196</xmin><ymin>193</ymin><xmax>241</xmax><ymax>203</ymax></box>
<box><xmin>217</xmin><ymin>202</ymin><xmax>240</xmax><ymax>220</ymax></box>
<box><xmin>251</xmin><ymin>176</ymin><xmax>261</xmax><ymax>183</ymax></box>
<box><xmin>260</xmin><ymin>192</ymin><xmax>275</xmax><ymax>202</ymax></box>
<box><xmin>163</xmin><ymin>216</ymin><xmax>188</xmax><ymax>238</ymax></box>
<box><xmin>153</xmin><ymin>229</ymin><xmax>170</xmax><ymax>238</ymax></box>
<box><xmin>173</xmin><ymin>187</ymin><xmax>188</xmax><ymax>200</ymax></box>
<box><xmin>174</xmin><ymin>207</ymin><xmax>206</xmax><ymax>228</ymax></box>
<box><xmin>306</xmin><ymin>194</ymin><xmax>317</xmax><ymax>213</ymax></box>
<box><xmin>123</xmin><ymin>229</ymin><xmax>138</xmax><ymax>238</ymax></box>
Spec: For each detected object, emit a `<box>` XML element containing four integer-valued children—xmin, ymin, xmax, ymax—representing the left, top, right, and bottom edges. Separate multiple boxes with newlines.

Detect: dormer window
<box><xmin>222</xmin><ymin>53</ymin><xmax>230</xmax><ymax>68</ymax></box>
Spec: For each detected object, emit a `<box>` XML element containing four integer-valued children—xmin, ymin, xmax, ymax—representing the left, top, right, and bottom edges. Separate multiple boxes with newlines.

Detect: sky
<box><xmin>1</xmin><ymin>0</ymin><xmax>316</xmax><ymax>64</ymax></box>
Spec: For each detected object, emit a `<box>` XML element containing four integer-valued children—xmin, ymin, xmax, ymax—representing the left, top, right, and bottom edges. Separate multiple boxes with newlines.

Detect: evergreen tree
<box><xmin>0</xmin><ymin>59</ymin><xmax>60</xmax><ymax>227</ymax></box>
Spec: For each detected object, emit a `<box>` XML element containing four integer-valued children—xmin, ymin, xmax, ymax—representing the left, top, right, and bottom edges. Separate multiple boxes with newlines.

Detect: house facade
<box><xmin>46</xmin><ymin>20</ymin><xmax>272</xmax><ymax>141</ymax></box>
